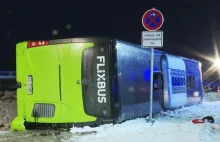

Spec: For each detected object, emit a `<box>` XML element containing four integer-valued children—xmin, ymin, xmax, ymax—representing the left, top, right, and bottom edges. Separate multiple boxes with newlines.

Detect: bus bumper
<box><xmin>10</xmin><ymin>116</ymin><xmax>26</xmax><ymax>131</ymax></box>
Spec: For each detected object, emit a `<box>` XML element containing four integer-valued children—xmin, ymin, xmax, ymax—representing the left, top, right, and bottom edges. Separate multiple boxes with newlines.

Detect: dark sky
<box><xmin>1</xmin><ymin>0</ymin><xmax>220</xmax><ymax>80</ymax></box>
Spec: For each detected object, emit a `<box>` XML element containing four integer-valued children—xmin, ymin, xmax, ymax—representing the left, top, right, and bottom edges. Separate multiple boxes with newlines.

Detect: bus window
<box><xmin>153</xmin><ymin>72</ymin><xmax>163</xmax><ymax>91</ymax></box>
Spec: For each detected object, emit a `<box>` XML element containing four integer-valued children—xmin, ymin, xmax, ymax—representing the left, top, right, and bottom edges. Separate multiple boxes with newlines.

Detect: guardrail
<box><xmin>0</xmin><ymin>71</ymin><xmax>17</xmax><ymax>91</ymax></box>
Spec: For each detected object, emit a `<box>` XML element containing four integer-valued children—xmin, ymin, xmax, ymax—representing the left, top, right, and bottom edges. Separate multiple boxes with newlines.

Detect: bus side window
<box><xmin>153</xmin><ymin>72</ymin><xmax>163</xmax><ymax>91</ymax></box>
<box><xmin>187</xmin><ymin>75</ymin><xmax>196</xmax><ymax>90</ymax></box>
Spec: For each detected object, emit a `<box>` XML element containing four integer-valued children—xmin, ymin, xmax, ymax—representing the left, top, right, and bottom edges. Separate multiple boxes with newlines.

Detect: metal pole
<box><xmin>149</xmin><ymin>47</ymin><xmax>154</xmax><ymax>122</ymax></box>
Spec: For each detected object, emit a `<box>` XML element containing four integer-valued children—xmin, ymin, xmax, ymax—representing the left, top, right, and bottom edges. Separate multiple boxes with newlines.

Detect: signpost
<box><xmin>141</xmin><ymin>8</ymin><xmax>164</xmax><ymax>122</ymax></box>
<box><xmin>142</xmin><ymin>31</ymin><xmax>163</xmax><ymax>47</ymax></box>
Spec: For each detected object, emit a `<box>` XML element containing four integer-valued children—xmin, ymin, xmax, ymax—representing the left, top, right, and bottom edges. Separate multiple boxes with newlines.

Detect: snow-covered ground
<box><xmin>1</xmin><ymin>92</ymin><xmax>220</xmax><ymax>142</ymax></box>
<box><xmin>0</xmin><ymin>91</ymin><xmax>16</xmax><ymax>130</ymax></box>
<box><xmin>68</xmin><ymin>92</ymin><xmax>220</xmax><ymax>142</ymax></box>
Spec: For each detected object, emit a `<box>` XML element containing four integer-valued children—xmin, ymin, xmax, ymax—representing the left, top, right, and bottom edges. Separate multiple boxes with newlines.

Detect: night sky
<box><xmin>1</xmin><ymin>0</ymin><xmax>220</xmax><ymax>80</ymax></box>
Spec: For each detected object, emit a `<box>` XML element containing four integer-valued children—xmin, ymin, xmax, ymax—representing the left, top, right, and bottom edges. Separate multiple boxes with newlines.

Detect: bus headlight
<box><xmin>194</xmin><ymin>91</ymin><xmax>199</xmax><ymax>97</ymax></box>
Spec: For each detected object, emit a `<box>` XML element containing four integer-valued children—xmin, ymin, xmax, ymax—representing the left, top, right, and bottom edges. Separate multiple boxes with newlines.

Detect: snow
<box><xmin>68</xmin><ymin>92</ymin><xmax>220</xmax><ymax>142</ymax></box>
<box><xmin>0</xmin><ymin>91</ymin><xmax>16</xmax><ymax>130</ymax></box>
<box><xmin>0</xmin><ymin>131</ymin><xmax>8</xmax><ymax>135</ymax></box>
<box><xmin>1</xmin><ymin>92</ymin><xmax>220</xmax><ymax>141</ymax></box>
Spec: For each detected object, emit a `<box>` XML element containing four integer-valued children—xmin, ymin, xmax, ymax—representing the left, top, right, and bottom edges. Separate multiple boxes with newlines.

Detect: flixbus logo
<box><xmin>97</xmin><ymin>56</ymin><xmax>107</xmax><ymax>103</ymax></box>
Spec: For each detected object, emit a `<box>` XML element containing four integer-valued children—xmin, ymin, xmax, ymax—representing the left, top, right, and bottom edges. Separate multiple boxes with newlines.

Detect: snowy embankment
<box><xmin>69</xmin><ymin>92</ymin><xmax>220</xmax><ymax>142</ymax></box>
<box><xmin>0</xmin><ymin>91</ymin><xmax>16</xmax><ymax>130</ymax></box>
<box><xmin>1</xmin><ymin>92</ymin><xmax>220</xmax><ymax>142</ymax></box>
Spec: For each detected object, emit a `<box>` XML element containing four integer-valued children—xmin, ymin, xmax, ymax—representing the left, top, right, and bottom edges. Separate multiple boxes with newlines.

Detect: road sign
<box><xmin>141</xmin><ymin>31</ymin><xmax>163</xmax><ymax>47</ymax></box>
<box><xmin>142</xmin><ymin>8</ymin><xmax>164</xmax><ymax>31</ymax></box>
<box><xmin>141</xmin><ymin>8</ymin><xmax>164</xmax><ymax>123</ymax></box>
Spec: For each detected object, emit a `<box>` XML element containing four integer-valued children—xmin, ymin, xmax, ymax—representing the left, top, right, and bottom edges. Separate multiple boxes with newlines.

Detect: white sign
<box><xmin>141</xmin><ymin>31</ymin><xmax>163</xmax><ymax>48</ymax></box>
